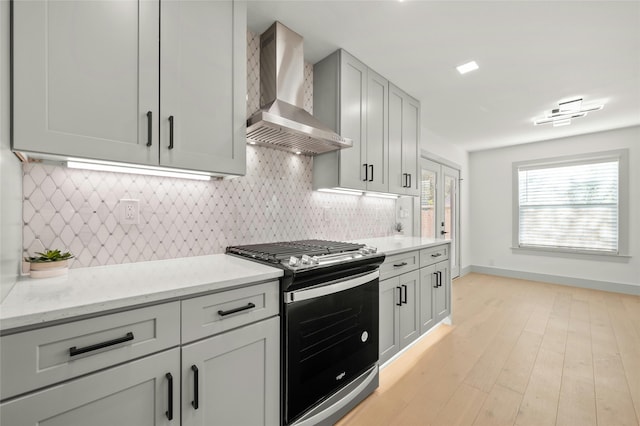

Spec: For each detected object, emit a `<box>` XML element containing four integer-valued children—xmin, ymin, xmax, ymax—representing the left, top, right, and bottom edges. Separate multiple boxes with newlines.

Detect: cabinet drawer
<box><xmin>379</xmin><ymin>250</ymin><xmax>419</xmax><ymax>281</ymax></box>
<box><xmin>181</xmin><ymin>281</ymin><xmax>279</xmax><ymax>343</ymax></box>
<box><xmin>0</xmin><ymin>302</ymin><xmax>180</xmax><ymax>400</ymax></box>
<box><xmin>420</xmin><ymin>245</ymin><xmax>449</xmax><ymax>268</ymax></box>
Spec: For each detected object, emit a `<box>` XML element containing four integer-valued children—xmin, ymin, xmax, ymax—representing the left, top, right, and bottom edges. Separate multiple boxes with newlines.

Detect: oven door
<box><xmin>283</xmin><ymin>270</ymin><xmax>379</xmax><ymax>424</ymax></box>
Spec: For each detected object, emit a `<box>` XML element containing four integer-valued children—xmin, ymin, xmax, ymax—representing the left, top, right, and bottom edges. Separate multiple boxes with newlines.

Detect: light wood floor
<box><xmin>337</xmin><ymin>273</ymin><xmax>640</xmax><ymax>426</ymax></box>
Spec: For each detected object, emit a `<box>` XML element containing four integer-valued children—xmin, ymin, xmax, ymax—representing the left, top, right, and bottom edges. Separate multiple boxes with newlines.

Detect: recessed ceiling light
<box><xmin>456</xmin><ymin>61</ymin><xmax>479</xmax><ymax>75</ymax></box>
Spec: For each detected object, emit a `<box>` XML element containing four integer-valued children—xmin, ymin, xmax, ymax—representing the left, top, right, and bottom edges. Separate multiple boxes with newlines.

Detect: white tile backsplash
<box><xmin>21</xmin><ymin>31</ymin><xmax>396</xmax><ymax>268</ymax></box>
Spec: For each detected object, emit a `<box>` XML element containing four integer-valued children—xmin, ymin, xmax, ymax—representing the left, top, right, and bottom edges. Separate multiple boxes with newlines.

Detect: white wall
<box><xmin>420</xmin><ymin>127</ymin><xmax>471</xmax><ymax>273</ymax></box>
<box><xmin>470</xmin><ymin>126</ymin><xmax>640</xmax><ymax>288</ymax></box>
<box><xmin>1</xmin><ymin>0</ymin><xmax>24</xmax><ymax>301</ymax></box>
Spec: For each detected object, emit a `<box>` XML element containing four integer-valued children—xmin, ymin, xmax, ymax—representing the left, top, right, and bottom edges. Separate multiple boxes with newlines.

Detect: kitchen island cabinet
<box><xmin>12</xmin><ymin>0</ymin><xmax>246</xmax><ymax>176</ymax></box>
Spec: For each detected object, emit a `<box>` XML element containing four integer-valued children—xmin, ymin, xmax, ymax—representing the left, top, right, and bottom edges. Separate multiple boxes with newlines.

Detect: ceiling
<box><xmin>247</xmin><ymin>1</ymin><xmax>640</xmax><ymax>152</ymax></box>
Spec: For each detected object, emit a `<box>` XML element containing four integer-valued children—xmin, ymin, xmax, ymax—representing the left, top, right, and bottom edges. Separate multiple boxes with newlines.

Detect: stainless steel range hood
<box><xmin>246</xmin><ymin>22</ymin><xmax>352</xmax><ymax>155</ymax></box>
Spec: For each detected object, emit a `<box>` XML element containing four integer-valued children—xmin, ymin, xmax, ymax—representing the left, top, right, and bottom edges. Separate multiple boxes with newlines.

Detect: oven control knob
<box><xmin>366</xmin><ymin>246</ymin><xmax>377</xmax><ymax>254</ymax></box>
<box><xmin>301</xmin><ymin>255</ymin><xmax>312</xmax><ymax>265</ymax></box>
<box><xmin>288</xmin><ymin>256</ymin><xmax>301</xmax><ymax>267</ymax></box>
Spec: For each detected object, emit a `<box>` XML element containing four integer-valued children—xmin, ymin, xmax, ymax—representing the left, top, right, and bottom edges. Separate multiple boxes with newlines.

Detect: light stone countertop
<box><xmin>0</xmin><ymin>254</ymin><xmax>282</xmax><ymax>332</ymax></box>
<box><xmin>354</xmin><ymin>236</ymin><xmax>451</xmax><ymax>256</ymax></box>
<box><xmin>0</xmin><ymin>237</ymin><xmax>448</xmax><ymax>333</ymax></box>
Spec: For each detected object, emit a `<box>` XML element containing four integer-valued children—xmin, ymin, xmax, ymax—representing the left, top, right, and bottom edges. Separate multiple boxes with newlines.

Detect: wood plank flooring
<box><xmin>336</xmin><ymin>273</ymin><xmax>640</xmax><ymax>426</ymax></box>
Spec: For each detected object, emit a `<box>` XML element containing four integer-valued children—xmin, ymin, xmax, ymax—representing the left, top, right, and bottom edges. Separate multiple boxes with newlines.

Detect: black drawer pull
<box><xmin>437</xmin><ymin>271</ymin><xmax>443</xmax><ymax>287</ymax></box>
<box><xmin>168</xmin><ymin>115</ymin><xmax>174</xmax><ymax>149</ymax></box>
<box><xmin>431</xmin><ymin>253</ymin><xmax>442</xmax><ymax>258</ymax></box>
<box><xmin>408</xmin><ymin>173</ymin><xmax>412</xmax><ymax>188</ymax></box>
<box><xmin>69</xmin><ymin>332</ymin><xmax>134</xmax><ymax>357</ymax></box>
<box><xmin>165</xmin><ymin>373</ymin><xmax>173</xmax><ymax>420</ymax></box>
<box><xmin>218</xmin><ymin>302</ymin><xmax>256</xmax><ymax>317</ymax></box>
<box><xmin>146</xmin><ymin>111</ymin><xmax>152</xmax><ymax>147</ymax></box>
<box><xmin>191</xmin><ymin>365</ymin><xmax>199</xmax><ymax>409</ymax></box>
<box><xmin>393</xmin><ymin>262</ymin><xmax>408</xmax><ymax>268</ymax></box>
<box><xmin>433</xmin><ymin>272</ymin><xmax>439</xmax><ymax>288</ymax></box>
<box><xmin>396</xmin><ymin>287</ymin><xmax>402</xmax><ymax>306</ymax></box>
<box><xmin>401</xmin><ymin>284</ymin><xmax>408</xmax><ymax>304</ymax></box>
<box><xmin>363</xmin><ymin>163</ymin><xmax>368</xmax><ymax>181</ymax></box>
<box><xmin>369</xmin><ymin>164</ymin><xmax>374</xmax><ymax>182</ymax></box>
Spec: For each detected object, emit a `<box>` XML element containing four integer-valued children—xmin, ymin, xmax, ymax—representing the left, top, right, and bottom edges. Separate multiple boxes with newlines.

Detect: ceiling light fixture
<box><xmin>534</xmin><ymin>97</ymin><xmax>604</xmax><ymax>126</ymax></box>
<box><xmin>456</xmin><ymin>61</ymin><xmax>479</xmax><ymax>75</ymax></box>
<box><xmin>67</xmin><ymin>160</ymin><xmax>212</xmax><ymax>181</ymax></box>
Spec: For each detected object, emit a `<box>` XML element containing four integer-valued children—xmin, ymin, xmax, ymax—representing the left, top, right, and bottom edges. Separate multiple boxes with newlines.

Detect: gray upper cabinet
<box><xmin>388</xmin><ymin>84</ymin><xmax>420</xmax><ymax>196</ymax></box>
<box><xmin>313</xmin><ymin>50</ymin><xmax>388</xmax><ymax>192</ymax></box>
<box><xmin>160</xmin><ymin>0</ymin><xmax>246</xmax><ymax>174</ymax></box>
<box><xmin>12</xmin><ymin>0</ymin><xmax>246</xmax><ymax>176</ymax></box>
<box><xmin>12</xmin><ymin>0</ymin><xmax>159</xmax><ymax>165</ymax></box>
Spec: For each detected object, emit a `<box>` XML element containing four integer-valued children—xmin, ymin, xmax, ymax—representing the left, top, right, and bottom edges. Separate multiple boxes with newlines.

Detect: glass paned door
<box><xmin>420</xmin><ymin>159</ymin><xmax>461</xmax><ymax>278</ymax></box>
<box><xmin>421</xmin><ymin>166</ymin><xmax>437</xmax><ymax>239</ymax></box>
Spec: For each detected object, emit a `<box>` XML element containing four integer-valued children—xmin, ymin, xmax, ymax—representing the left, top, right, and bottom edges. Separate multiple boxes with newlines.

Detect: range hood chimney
<box><xmin>246</xmin><ymin>22</ymin><xmax>352</xmax><ymax>155</ymax></box>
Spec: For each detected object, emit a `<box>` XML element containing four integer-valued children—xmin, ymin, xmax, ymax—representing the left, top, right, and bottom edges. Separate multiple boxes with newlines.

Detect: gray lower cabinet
<box><xmin>0</xmin><ymin>348</ymin><xmax>180</xmax><ymax>426</ymax></box>
<box><xmin>433</xmin><ymin>260</ymin><xmax>451</xmax><ymax>323</ymax></box>
<box><xmin>380</xmin><ymin>244</ymin><xmax>451</xmax><ymax>365</ymax></box>
<box><xmin>12</xmin><ymin>0</ymin><xmax>246</xmax><ymax>176</ymax></box>
<box><xmin>181</xmin><ymin>316</ymin><xmax>280</xmax><ymax>426</ymax></box>
<box><xmin>379</xmin><ymin>269</ymin><xmax>420</xmax><ymax>365</ymax></box>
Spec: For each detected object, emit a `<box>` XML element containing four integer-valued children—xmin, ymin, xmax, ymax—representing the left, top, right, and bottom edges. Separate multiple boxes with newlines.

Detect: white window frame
<box><xmin>512</xmin><ymin>149</ymin><xmax>629</xmax><ymax>257</ymax></box>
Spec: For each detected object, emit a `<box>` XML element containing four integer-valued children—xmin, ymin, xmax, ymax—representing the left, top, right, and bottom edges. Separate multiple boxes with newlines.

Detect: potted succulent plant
<box><xmin>25</xmin><ymin>249</ymin><xmax>74</xmax><ymax>278</ymax></box>
<box><xmin>394</xmin><ymin>222</ymin><xmax>404</xmax><ymax>238</ymax></box>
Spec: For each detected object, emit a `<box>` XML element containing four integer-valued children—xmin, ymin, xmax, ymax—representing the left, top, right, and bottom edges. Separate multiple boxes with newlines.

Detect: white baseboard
<box><xmin>469</xmin><ymin>265</ymin><xmax>640</xmax><ymax>296</ymax></box>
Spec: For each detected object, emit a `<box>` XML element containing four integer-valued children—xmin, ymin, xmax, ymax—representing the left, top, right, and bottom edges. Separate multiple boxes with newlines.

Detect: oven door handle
<box><xmin>284</xmin><ymin>270</ymin><xmax>379</xmax><ymax>303</ymax></box>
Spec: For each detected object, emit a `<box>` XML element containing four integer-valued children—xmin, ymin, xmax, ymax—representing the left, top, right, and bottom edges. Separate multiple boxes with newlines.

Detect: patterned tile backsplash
<box><xmin>21</xmin><ymin>31</ymin><xmax>396</xmax><ymax>269</ymax></box>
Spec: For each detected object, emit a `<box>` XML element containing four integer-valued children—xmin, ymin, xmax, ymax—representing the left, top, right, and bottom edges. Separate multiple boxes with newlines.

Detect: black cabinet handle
<box><xmin>165</xmin><ymin>373</ymin><xmax>173</xmax><ymax>420</ymax></box>
<box><xmin>218</xmin><ymin>302</ymin><xmax>256</xmax><ymax>317</ymax></box>
<box><xmin>168</xmin><ymin>115</ymin><xmax>174</xmax><ymax>150</ymax></box>
<box><xmin>69</xmin><ymin>332</ymin><xmax>134</xmax><ymax>357</ymax></box>
<box><xmin>146</xmin><ymin>111</ymin><xmax>152</xmax><ymax>147</ymax></box>
<box><xmin>402</xmin><ymin>173</ymin><xmax>407</xmax><ymax>188</ymax></box>
<box><xmin>393</xmin><ymin>262</ymin><xmax>408</xmax><ymax>268</ymax></box>
<box><xmin>431</xmin><ymin>253</ymin><xmax>442</xmax><ymax>258</ymax></box>
<box><xmin>441</xmin><ymin>230</ymin><xmax>449</xmax><ymax>235</ymax></box>
<box><xmin>396</xmin><ymin>287</ymin><xmax>402</xmax><ymax>306</ymax></box>
<box><xmin>433</xmin><ymin>272</ymin><xmax>439</xmax><ymax>288</ymax></box>
<box><xmin>363</xmin><ymin>164</ymin><xmax>368</xmax><ymax>181</ymax></box>
<box><xmin>191</xmin><ymin>365</ymin><xmax>199</xmax><ymax>410</ymax></box>
<box><xmin>437</xmin><ymin>271</ymin><xmax>442</xmax><ymax>287</ymax></box>
<box><xmin>401</xmin><ymin>284</ymin><xmax>408</xmax><ymax>304</ymax></box>
<box><xmin>408</xmin><ymin>174</ymin><xmax>412</xmax><ymax>188</ymax></box>
<box><xmin>369</xmin><ymin>164</ymin><xmax>374</xmax><ymax>182</ymax></box>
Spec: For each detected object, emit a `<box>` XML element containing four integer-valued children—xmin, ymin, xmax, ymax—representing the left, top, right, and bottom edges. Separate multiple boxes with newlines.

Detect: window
<box><xmin>513</xmin><ymin>150</ymin><xmax>628</xmax><ymax>255</ymax></box>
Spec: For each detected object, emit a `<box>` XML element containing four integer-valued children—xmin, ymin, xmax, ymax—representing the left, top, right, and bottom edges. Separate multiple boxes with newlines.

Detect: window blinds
<box><xmin>518</xmin><ymin>159</ymin><xmax>619</xmax><ymax>253</ymax></box>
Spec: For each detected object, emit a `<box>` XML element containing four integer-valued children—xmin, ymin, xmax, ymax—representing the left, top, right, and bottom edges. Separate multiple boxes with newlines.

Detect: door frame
<box><xmin>416</xmin><ymin>151</ymin><xmax>462</xmax><ymax>278</ymax></box>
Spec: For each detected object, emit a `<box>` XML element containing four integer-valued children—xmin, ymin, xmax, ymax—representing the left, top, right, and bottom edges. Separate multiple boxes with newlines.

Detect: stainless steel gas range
<box><xmin>227</xmin><ymin>240</ymin><xmax>385</xmax><ymax>425</ymax></box>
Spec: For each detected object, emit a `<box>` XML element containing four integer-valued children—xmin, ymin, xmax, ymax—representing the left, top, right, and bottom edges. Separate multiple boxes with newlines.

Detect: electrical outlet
<box><xmin>119</xmin><ymin>199</ymin><xmax>139</xmax><ymax>225</ymax></box>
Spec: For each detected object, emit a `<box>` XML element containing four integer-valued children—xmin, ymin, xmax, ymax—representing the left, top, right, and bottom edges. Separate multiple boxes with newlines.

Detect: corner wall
<box><xmin>469</xmin><ymin>126</ymin><xmax>640</xmax><ymax>289</ymax></box>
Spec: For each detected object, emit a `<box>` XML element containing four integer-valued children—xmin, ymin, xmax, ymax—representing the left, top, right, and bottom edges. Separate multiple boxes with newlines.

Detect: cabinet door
<box><xmin>182</xmin><ymin>317</ymin><xmax>279</xmax><ymax>426</ymax></box>
<box><xmin>160</xmin><ymin>0</ymin><xmax>246</xmax><ymax>175</ymax></box>
<box><xmin>338</xmin><ymin>50</ymin><xmax>367</xmax><ymax>190</ymax></box>
<box><xmin>398</xmin><ymin>270</ymin><xmax>421</xmax><ymax>349</ymax></box>
<box><xmin>379</xmin><ymin>277</ymin><xmax>401</xmax><ymax>365</ymax></box>
<box><xmin>12</xmin><ymin>0</ymin><xmax>159</xmax><ymax>165</ymax></box>
<box><xmin>0</xmin><ymin>348</ymin><xmax>179</xmax><ymax>426</ymax></box>
<box><xmin>419</xmin><ymin>264</ymin><xmax>436</xmax><ymax>334</ymax></box>
<box><xmin>365</xmin><ymin>70</ymin><xmax>388</xmax><ymax>193</ymax></box>
<box><xmin>388</xmin><ymin>84</ymin><xmax>420</xmax><ymax>196</ymax></box>
<box><xmin>434</xmin><ymin>261</ymin><xmax>451</xmax><ymax>322</ymax></box>
<box><xmin>402</xmin><ymin>95</ymin><xmax>420</xmax><ymax>196</ymax></box>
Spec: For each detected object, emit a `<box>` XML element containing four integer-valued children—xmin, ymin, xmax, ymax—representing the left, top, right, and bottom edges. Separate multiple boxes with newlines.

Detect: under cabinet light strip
<box><xmin>67</xmin><ymin>161</ymin><xmax>212</xmax><ymax>181</ymax></box>
<box><xmin>317</xmin><ymin>188</ymin><xmax>364</xmax><ymax>196</ymax></box>
<box><xmin>365</xmin><ymin>192</ymin><xmax>399</xmax><ymax>199</ymax></box>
